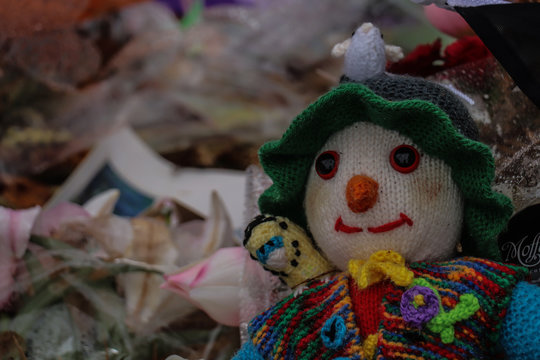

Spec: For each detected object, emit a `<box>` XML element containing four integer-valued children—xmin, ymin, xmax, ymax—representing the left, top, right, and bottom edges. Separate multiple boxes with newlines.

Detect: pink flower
<box><xmin>32</xmin><ymin>202</ymin><xmax>90</xmax><ymax>237</ymax></box>
<box><xmin>0</xmin><ymin>206</ymin><xmax>41</xmax><ymax>308</ymax></box>
<box><xmin>162</xmin><ymin>247</ymin><xmax>247</xmax><ymax>327</ymax></box>
<box><xmin>424</xmin><ymin>5</ymin><xmax>474</xmax><ymax>38</ymax></box>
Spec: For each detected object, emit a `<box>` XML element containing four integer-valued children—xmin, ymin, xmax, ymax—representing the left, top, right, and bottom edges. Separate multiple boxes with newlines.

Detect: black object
<box><xmin>498</xmin><ymin>204</ymin><xmax>540</xmax><ymax>284</ymax></box>
<box><xmin>456</xmin><ymin>4</ymin><xmax>540</xmax><ymax>108</ymax></box>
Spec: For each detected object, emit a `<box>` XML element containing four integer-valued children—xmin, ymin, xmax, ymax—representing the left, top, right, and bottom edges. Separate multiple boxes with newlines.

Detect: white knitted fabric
<box><xmin>343</xmin><ymin>23</ymin><xmax>386</xmax><ymax>83</ymax></box>
<box><xmin>304</xmin><ymin>122</ymin><xmax>464</xmax><ymax>270</ymax></box>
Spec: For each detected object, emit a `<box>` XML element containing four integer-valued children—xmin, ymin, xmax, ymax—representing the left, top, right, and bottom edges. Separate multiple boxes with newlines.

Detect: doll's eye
<box><xmin>315</xmin><ymin>151</ymin><xmax>339</xmax><ymax>180</ymax></box>
<box><xmin>390</xmin><ymin>145</ymin><xmax>420</xmax><ymax>173</ymax></box>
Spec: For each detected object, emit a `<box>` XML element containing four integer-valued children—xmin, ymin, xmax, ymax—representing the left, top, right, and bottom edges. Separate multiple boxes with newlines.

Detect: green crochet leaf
<box><xmin>427</xmin><ymin>293</ymin><xmax>480</xmax><ymax>344</ymax></box>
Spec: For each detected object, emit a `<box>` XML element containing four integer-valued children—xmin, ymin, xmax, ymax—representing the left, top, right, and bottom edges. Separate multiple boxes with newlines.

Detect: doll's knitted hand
<box><xmin>243</xmin><ymin>215</ymin><xmax>334</xmax><ymax>288</ymax></box>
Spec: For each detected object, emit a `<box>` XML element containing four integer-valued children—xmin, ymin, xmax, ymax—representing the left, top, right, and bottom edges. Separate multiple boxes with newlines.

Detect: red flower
<box><xmin>387</xmin><ymin>39</ymin><xmax>444</xmax><ymax>77</ymax></box>
<box><xmin>444</xmin><ymin>36</ymin><xmax>492</xmax><ymax>69</ymax></box>
<box><xmin>387</xmin><ymin>36</ymin><xmax>493</xmax><ymax>78</ymax></box>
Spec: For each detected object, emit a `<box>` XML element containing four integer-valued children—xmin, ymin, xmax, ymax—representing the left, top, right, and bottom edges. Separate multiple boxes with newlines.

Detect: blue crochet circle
<box><xmin>321</xmin><ymin>315</ymin><xmax>347</xmax><ymax>350</ymax></box>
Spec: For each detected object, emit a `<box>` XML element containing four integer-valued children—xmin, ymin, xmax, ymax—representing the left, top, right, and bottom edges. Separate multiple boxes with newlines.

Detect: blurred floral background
<box><xmin>0</xmin><ymin>0</ymin><xmax>538</xmax><ymax>359</ymax></box>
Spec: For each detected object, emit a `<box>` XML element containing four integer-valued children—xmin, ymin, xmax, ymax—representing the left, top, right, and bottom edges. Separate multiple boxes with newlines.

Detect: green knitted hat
<box><xmin>258</xmin><ymin>79</ymin><xmax>512</xmax><ymax>260</ymax></box>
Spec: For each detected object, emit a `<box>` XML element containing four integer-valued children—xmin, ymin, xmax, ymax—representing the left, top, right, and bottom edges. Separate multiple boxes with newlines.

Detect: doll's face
<box><xmin>304</xmin><ymin>122</ymin><xmax>464</xmax><ymax>270</ymax></box>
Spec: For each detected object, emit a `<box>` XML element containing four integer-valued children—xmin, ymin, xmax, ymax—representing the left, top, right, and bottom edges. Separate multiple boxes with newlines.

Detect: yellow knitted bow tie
<box><xmin>348</xmin><ymin>250</ymin><xmax>414</xmax><ymax>289</ymax></box>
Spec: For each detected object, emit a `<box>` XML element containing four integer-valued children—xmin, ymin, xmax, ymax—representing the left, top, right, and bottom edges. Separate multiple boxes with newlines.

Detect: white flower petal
<box><xmin>189</xmin><ymin>285</ymin><xmax>241</xmax><ymax>327</ymax></box>
<box><xmin>83</xmin><ymin>189</ymin><xmax>120</xmax><ymax>217</ymax></box>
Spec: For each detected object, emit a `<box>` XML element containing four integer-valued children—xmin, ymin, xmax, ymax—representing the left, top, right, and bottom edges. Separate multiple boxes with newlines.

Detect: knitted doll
<box><xmin>234</xmin><ymin>24</ymin><xmax>540</xmax><ymax>360</ymax></box>
<box><xmin>244</xmin><ymin>214</ymin><xmax>335</xmax><ymax>289</ymax></box>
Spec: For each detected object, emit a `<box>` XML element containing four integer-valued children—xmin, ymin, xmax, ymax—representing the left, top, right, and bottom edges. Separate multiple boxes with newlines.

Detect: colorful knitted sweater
<box><xmin>236</xmin><ymin>257</ymin><xmax>528</xmax><ymax>360</ymax></box>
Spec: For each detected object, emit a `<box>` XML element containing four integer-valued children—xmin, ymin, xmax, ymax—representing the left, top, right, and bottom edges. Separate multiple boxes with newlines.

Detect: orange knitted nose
<box><xmin>346</xmin><ymin>175</ymin><xmax>379</xmax><ymax>213</ymax></box>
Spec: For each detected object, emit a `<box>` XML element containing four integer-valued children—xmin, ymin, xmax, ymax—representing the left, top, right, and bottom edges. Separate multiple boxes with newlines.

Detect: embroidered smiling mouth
<box><xmin>334</xmin><ymin>213</ymin><xmax>413</xmax><ymax>234</ymax></box>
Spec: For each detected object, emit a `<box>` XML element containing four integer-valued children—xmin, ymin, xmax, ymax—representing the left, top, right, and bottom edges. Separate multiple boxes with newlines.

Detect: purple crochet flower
<box><xmin>400</xmin><ymin>285</ymin><xmax>439</xmax><ymax>328</ymax></box>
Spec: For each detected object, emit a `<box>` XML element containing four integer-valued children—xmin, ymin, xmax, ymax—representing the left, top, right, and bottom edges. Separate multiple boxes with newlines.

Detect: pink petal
<box><xmin>0</xmin><ymin>206</ymin><xmax>41</xmax><ymax>259</ymax></box>
<box><xmin>162</xmin><ymin>260</ymin><xmax>207</xmax><ymax>296</ymax></box>
<box><xmin>161</xmin><ymin>247</ymin><xmax>247</xmax><ymax>326</ymax></box>
<box><xmin>424</xmin><ymin>5</ymin><xmax>474</xmax><ymax>38</ymax></box>
<box><xmin>32</xmin><ymin>202</ymin><xmax>90</xmax><ymax>237</ymax></box>
<box><xmin>168</xmin><ymin>247</ymin><xmax>245</xmax><ymax>289</ymax></box>
<box><xmin>0</xmin><ymin>206</ymin><xmax>41</xmax><ymax>309</ymax></box>
<box><xmin>0</xmin><ymin>253</ymin><xmax>16</xmax><ymax>309</ymax></box>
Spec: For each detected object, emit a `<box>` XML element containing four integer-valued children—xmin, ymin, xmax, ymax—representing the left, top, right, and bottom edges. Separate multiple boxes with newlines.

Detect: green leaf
<box><xmin>30</xmin><ymin>235</ymin><xmax>77</xmax><ymax>250</ymax></box>
<box><xmin>180</xmin><ymin>0</ymin><xmax>204</xmax><ymax>29</ymax></box>
<box><xmin>440</xmin><ymin>326</ymin><xmax>455</xmax><ymax>344</ymax></box>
